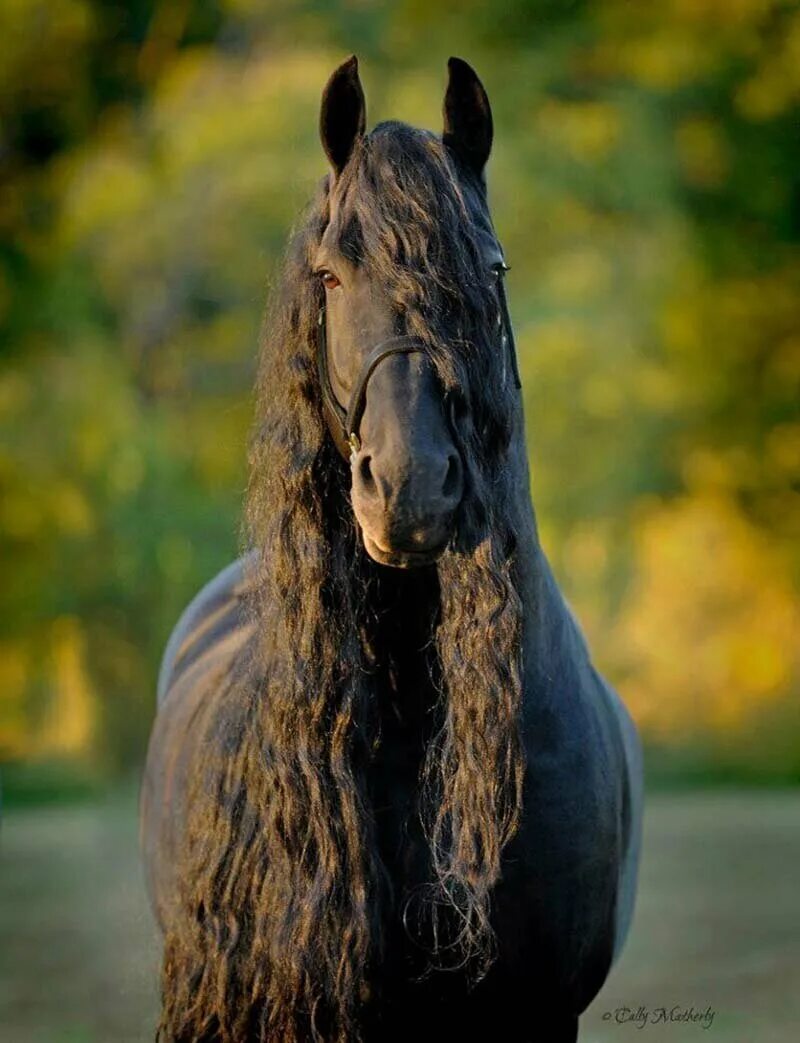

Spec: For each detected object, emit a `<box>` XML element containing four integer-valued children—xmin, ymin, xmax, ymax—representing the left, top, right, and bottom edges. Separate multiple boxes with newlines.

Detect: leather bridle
<box><xmin>316</xmin><ymin>262</ymin><xmax>521</xmax><ymax>462</ymax></box>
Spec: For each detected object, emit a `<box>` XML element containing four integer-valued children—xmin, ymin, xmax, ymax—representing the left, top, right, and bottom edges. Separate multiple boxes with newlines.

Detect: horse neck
<box><xmin>505</xmin><ymin>396</ymin><xmax>590</xmax><ymax>695</ymax></box>
<box><xmin>508</xmin><ymin>395</ymin><xmax>543</xmax><ymax>590</ymax></box>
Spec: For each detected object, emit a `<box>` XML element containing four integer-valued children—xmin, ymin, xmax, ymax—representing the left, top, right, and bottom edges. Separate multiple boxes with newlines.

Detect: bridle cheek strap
<box><xmin>316</xmin><ymin>307</ymin><xmax>427</xmax><ymax>461</ymax></box>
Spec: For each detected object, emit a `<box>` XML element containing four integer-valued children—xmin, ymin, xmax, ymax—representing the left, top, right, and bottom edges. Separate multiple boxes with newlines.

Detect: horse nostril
<box><xmin>358</xmin><ymin>454</ymin><xmax>375</xmax><ymax>492</ymax></box>
<box><xmin>442</xmin><ymin>452</ymin><xmax>462</xmax><ymax>500</ymax></box>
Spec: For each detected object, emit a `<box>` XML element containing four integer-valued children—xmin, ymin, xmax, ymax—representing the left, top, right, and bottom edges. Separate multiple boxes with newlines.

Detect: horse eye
<box><xmin>319</xmin><ymin>270</ymin><xmax>341</xmax><ymax>290</ymax></box>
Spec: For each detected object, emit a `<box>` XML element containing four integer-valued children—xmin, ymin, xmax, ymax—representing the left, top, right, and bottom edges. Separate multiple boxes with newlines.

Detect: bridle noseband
<box><xmin>316</xmin><ymin>263</ymin><xmax>521</xmax><ymax>462</ymax></box>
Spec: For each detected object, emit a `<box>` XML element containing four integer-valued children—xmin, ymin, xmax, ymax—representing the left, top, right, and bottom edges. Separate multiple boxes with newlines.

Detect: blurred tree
<box><xmin>0</xmin><ymin>0</ymin><xmax>798</xmax><ymax>783</ymax></box>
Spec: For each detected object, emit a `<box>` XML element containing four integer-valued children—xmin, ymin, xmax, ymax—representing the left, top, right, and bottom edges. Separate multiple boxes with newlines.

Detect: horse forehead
<box><xmin>318</xmin><ymin>211</ymin><xmax>349</xmax><ymax>257</ymax></box>
<box><xmin>322</xmin><ymin>172</ymin><xmax>505</xmax><ymax>268</ymax></box>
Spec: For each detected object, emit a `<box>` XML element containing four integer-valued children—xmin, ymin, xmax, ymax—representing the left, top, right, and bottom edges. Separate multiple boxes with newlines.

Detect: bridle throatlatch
<box><xmin>316</xmin><ymin>263</ymin><xmax>521</xmax><ymax>462</ymax></box>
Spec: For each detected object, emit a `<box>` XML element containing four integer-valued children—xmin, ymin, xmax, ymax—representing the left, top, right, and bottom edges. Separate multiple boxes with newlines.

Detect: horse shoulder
<box><xmin>509</xmin><ymin>566</ymin><xmax>643</xmax><ymax>1012</ymax></box>
<box><xmin>140</xmin><ymin>551</ymin><xmax>259</xmax><ymax>930</ymax></box>
<box><xmin>558</xmin><ymin>593</ymin><xmax>644</xmax><ymax>969</ymax></box>
<box><xmin>155</xmin><ymin>552</ymin><xmax>258</xmax><ymax>706</ymax></box>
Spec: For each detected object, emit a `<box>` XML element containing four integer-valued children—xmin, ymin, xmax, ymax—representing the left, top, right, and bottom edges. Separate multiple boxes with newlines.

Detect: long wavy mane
<box><xmin>158</xmin><ymin>122</ymin><xmax>525</xmax><ymax>1043</ymax></box>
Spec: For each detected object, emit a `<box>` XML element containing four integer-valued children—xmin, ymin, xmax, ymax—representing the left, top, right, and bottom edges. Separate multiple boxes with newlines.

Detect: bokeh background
<box><xmin>1</xmin><ymin>1</ymin><xmax>799</xmax><ymax>1041</ymax></box>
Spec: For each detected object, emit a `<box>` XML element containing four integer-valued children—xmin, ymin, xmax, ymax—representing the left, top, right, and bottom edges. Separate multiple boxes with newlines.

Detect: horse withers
<box><xmin>141</xmin><ymin>56</ymin><xmax>643</xmax><ymax>1043</ymax></box>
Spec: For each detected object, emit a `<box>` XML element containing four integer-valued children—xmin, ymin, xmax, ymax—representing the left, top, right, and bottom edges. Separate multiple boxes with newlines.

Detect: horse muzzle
<box><xmin>351</xmin><ymin>444</ymin><xmax>462</xmax><ymax>568</ymax></box>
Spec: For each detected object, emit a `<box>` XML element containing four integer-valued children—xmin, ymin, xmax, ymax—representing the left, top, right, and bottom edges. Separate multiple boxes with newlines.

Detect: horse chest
<box><xmin>367</xmin><ymin>688</ymin><xmax>431</xmax><ymax>888</ymax></box>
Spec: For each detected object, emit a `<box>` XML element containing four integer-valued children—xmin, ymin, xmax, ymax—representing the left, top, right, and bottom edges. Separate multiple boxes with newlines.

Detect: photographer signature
<box><xmin>602</xmin><ymin>1005</ymin><xmax>716</xmax><ymax>1029</ymax></box>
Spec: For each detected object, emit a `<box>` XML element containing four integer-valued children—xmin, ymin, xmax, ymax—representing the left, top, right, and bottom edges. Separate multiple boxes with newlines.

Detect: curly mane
<box><xmin>158</xmin><ymin>122</ymin><xmax>525</xmax><ymax>1043</ymax></box>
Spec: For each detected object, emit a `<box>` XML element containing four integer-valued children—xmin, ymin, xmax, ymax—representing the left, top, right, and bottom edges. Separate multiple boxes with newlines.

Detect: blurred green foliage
<box><xmin>1</xmin><ymin>0</ymin><xmax>799</xmax><ymax>787</ymax></box>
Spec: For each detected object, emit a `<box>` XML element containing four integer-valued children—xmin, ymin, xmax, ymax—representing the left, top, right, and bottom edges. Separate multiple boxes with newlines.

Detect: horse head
<box><xmin>314</xmin><ymin>56</ymin><xmax>520</xmax><ymax>568</ymax></box>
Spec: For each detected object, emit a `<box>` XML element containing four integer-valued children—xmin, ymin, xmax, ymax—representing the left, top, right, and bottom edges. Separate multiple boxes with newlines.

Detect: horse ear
<box><xmin>442</xmin><ymin>57</ymin><xmax>493</xmax><ymax>178</ymax></box>
<box><xmin>320</xmin><ymin>55</ymin><xmax>366</xmax><ymax>178</ymax></box>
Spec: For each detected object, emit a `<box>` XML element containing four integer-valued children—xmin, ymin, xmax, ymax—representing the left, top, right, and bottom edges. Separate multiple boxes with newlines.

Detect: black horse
<box><xmin>141</xmin><ymin>57</ymin><xmax>643</xmax><ymax>1043</ymax></box>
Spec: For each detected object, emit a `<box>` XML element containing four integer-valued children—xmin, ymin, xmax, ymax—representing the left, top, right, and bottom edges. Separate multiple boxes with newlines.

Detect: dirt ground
<box><xmin>1</xmin><ymin>788</ymin><xmax>797</xmax><ymax>1042</ymax></box>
